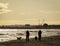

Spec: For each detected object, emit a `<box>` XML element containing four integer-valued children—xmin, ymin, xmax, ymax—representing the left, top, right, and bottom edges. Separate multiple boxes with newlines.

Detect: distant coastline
<box><xmin>0</xmin><ymin>24</ymin><xmax>60</xmax><ymax>29</ymax></box>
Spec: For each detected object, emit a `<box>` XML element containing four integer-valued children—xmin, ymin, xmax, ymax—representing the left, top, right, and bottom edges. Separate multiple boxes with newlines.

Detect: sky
<box><xmin>0</xmin><ymin>0</ymin><xmax>60</xmax><ymax>25</ymax></box>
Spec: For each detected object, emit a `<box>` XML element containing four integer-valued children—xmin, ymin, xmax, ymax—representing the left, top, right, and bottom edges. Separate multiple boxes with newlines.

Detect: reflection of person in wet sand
<box><xmin>38</xmin><ymin>30</ymin><xmax>42</xmax><ymax>41</ymax></box>
<box><xmin>26</xmin><ymin>30</ymin><xmax>30</xmax><ymax>42</ymax></box>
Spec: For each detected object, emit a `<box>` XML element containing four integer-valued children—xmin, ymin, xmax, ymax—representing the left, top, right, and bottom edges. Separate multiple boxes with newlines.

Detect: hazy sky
<box><xmin>0</xmin><ymin>0</ymin><xmax>60</xmax><ymax>25</ymax></box>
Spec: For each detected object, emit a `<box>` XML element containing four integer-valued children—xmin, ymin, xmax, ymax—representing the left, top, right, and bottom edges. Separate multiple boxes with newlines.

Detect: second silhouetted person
<box><xmin>38</xmin><ymin>30</ymin><xmax>42</xmax><ymax>41</ymax></box>
<box><xmin>26</xmin><ymin>30</ymin><xmax>30</xmax><ymax>42</ymax></box>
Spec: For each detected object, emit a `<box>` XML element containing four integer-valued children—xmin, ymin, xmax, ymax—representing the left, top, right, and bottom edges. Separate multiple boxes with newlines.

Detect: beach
<box><xmin>0</xmin><ymin>35</ymin><xmax>60</xmax><ymax>46</ymax></box>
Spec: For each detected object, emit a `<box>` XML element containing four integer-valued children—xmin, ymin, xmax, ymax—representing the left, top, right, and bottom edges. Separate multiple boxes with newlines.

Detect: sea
<box><xmin>0</xmin><ymin>29</ymin><xmax>60</xmax><ymax>42</ymax></box>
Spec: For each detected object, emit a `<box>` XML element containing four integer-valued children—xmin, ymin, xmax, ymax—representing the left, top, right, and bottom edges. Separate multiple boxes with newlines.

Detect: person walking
<box><xmin>38</xmin><ymin>30</ymin><xmax>42</xmax><ymax>41</ymax></box>
<box><xmin>26</xmin><ymin>30</ymin><xmax>30</xmax><ymax>42</ymax></box>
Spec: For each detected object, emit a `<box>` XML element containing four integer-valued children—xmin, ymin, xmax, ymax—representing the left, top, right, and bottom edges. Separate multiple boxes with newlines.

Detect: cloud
<box><xmin>0</xmin><ymin>3</ymin><xmax>12</xmax><ymax>14</ymax></box>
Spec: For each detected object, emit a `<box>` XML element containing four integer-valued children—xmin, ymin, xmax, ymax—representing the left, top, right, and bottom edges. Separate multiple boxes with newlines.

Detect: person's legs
<box><xmin>39</xmin><ymin>35</ymin><xmax>41</xmax><ymax>41</ymax></box>
<box><xmin>26</xmin><ymin>36</ymin><xmax>29</xmax><ymax>42</ymax></box>
<box><xmin>27</xmin><ymin>36</ymin><xmax>29</xmax><ymax>42</ymax></box>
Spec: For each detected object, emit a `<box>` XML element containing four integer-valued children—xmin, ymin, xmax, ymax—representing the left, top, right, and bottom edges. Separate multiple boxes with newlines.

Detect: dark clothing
<box><xmin>38</xmin><ymin>30</ymin><xmax>42</xmax><ymax>41</ymax></box>
<box><xmin>26</xmin><ymin>30</ymin><xmax>30</xmax><ymax>42</ymax></box>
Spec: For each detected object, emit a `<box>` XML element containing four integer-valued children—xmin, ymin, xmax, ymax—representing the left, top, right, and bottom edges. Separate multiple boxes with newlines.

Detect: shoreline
<box><xmin>0</xmin><ymin>35</ymin><xmax>60</xmax><ymax>46</ymax></box>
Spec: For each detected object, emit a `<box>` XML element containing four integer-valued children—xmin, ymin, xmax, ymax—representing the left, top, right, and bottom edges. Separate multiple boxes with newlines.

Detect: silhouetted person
<box><xmin>26</xmin><ymin>30</ymin><xmax>30</xmax><ymax>42</ymax></box>
<box><xmin>38</xmin><ymin>30</ymin><xmax>42</xmax><ymax>41</ymax></box>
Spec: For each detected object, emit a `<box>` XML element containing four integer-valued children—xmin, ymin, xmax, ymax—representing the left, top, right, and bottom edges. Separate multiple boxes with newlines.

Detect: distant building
<box><xmin>25</xmin><ymin>24</ymin><xmax>30</xmax><ymax>26</ymax></box>
<box><xmin>43</xmin><ymin>23</ymin><xmax>48</xmax><ymax>26</ymax></box>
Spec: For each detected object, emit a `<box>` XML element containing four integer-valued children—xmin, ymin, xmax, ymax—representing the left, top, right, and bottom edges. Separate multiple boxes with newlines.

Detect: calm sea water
<box><xmin>0</xmin><ymin>29</ymin><xmax>60</xmax><ymax>42</ymax></box>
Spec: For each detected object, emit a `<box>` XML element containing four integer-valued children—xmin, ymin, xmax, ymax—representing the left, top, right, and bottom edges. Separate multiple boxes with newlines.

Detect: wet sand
<box><xmin>0</xmin><ymin>35</ymin><xmax>60</xmax><ymax>46</ymax></box>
